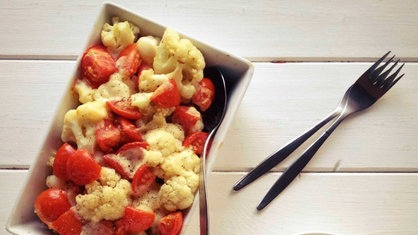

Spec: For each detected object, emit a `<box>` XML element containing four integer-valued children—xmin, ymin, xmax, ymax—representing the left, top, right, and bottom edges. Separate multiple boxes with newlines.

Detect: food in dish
<box><xmin>33</xmin><ymin>16</ymin><xmax>216</xmax><ymax>235</ymax></box>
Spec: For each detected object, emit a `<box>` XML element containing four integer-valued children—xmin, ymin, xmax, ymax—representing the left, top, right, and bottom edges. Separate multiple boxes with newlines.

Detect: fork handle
<box><xmin>257</xmin><ymin>115</ymin><xmax>346</xmax><ymax>210</ymax></box>
<box><xmin>233</xmin><ymin>111</ymin><xmax>339</xmax><ymax>191</ymax></box>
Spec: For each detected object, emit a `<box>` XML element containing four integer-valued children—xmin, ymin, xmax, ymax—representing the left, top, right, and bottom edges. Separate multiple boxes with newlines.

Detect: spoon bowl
<box><xmin>199</xmin><ymin>67</ymin><xmax>228</xmax><ymax>235</ymax></box>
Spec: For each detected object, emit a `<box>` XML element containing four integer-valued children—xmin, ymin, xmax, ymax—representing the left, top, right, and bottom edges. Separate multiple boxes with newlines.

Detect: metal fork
<box><xmin>233</xmin><ymin>51</ymin><xmax>405</xmax><ymax>210</ymax></box>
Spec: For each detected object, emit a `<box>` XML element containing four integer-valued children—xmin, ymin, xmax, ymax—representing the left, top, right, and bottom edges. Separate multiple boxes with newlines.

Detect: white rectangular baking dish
<box><xmin>6</xmin><ymin>2</ymin><xmax>253</xmax><ymax>234</ymax></box>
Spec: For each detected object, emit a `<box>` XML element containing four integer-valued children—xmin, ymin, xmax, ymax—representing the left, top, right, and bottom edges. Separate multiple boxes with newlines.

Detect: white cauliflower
<box><xmin>158</xmin><ymin>176</ymin><xmax>196</xmax><ymax>211</ymax></box>
<box><xmin>137</xmin><ymin>36</ymin><xmax>160</xmax><ymax>65</ymax></box>
<box><xmin>74</xmin><ymin>73</ymin><xmax>134</xmax><ymax>104</ymax></box>
<box><xmin>75</xmin><ymin>167</ymin><xmax>132</xmax><ymax>222</ymax></box>
<box><xmin>143</xmin><ymin>123</ymin><xmax>184</xmax><ymax>158</ymax></box>
<box><xmin>138</xmin><ymin>65</ymin><xmax>182</xmax><ymax>93</ymax></box>
<box><xmin>153</xmin><ymin>28</ymin><xmax>205</xmax><ymax>99</ymax></box>
<box><xmin>141</xmin><ymin>123</ymin><xmax>200</xmax><ymax>212</ymax></box>
<box><xmin>61</xmin><ymin>101</ymin><xmax>108</xmax><ymax>153</ymax></box>
<box><xmin>101</xmin><ymin>17</ymin><xmax>140</xmax><ymax>52</ymax></box>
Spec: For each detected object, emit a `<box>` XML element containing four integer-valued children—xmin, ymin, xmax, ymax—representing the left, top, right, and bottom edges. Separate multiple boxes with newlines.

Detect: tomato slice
<box><xmin>103</xmin><ymin>154</ymin><xmax>131</xmax><ymax>179</ymax></box>
<box><xmin>183</xmin><ymin>131</ymin><xmax>209</xmax><ymax>156</ymax></box>
<box><xmin>81</xmin><ymin>45</ymin><xmax>118</xmax><ymax>88</ymax></box>
<box><xmin>117</xmin><ymin>117</ymin><xmax>143</xmax><ymax>143</ymax></box>
<box><xmin>34</xmin><ymin>189</ymin><xmax>71</xmax><ymax>225</ymax></box>
<box><xmin>107</xmin><ymin>99</ymin><xmax>143</xmax><ymax>120</ymax></box>
<box><xmin>49</xmin><ymin>209</ymin><xmax>82</xmax><ymax>235</ymax></box>
<box><xmin>158</xmin><ymin>211</ymin><xmax>184</xmax><ymax>235</ymax></box>
<box><xmin>118</xmin><ymin>206</ymin><xmax>155</xmax><ymax>233</ymax></box>
<box><xmin>151</xmin><ymin>78</ymin><xmax>181</xmax><ymax>108</ymax></box>
<box><xmin>116</xmin><ymin>43</ymin><xmax>141</xmax><ymax>77</ymax></box>
<box><xmin>53</xmin><ymin>143</ymin><xmax>76</xmax><ymax>180</ymax></box>
<box><xmin>117</xmin><ymin>141</ymin><xmax>150</xmax><ymax>154</ymax></box>
<box><xmin>132</xmin><ymin>164</ymin><xmax>155</xmax><ymax>196</ymax></box>
<box><xmin>171</xmin><ymin>106</ymin><xmax>203</xmax><ymax>135</ymax></box>
<box><xmin>96</xmin><ymin>119</ymin><xmax>122</xmax><ymax>153</ymax></box>
<box><xmin>192</xmin><ymin>78</ymin><xmax>216</xmax><ymax>112</ymax></box>
<box><xmin>66</xmin><ymin>149</ymin><xmax>101</xmax><ymax>185</ymax></box>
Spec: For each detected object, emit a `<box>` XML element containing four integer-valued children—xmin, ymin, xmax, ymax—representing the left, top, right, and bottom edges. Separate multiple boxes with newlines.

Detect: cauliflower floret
<box><xmin>153</xmin><ymin>28</ymin><xmax>205</xmax><ymax>99</ymax></box>
<box><xmin>101</xmin><ymin>17</ymin><xmax>139</xmax><ymax>52</ymax></box>
<box><xmin>74</xmin><ymin>73</ymin><xmax>134</xmax><ymax>104</ymax></box>
<box><xmin>138</xmin><ymin>65</ymin><xmax>182</xmax><ymax>93</ymax></box>
<box><xmin>161</xmin><ymin>149</ymin><xmax>200</xmax><ymax>179</ymax></box>
<box><xmin>143</xmin><ymin>124</ymin><xmax>184</xmax><ymax>157</ymax></box>
<box><xmin>93</xmin><ymin>73</ymin><xmax>133</xmax><ymax>101</ymax></box>
<box><xmin>76</xmin><ymin>167</ymin><xmax>132</xmax><ymax>222</ymax></box>
<box><xmin>61</xmin><ymin>101</ymin><xmax>108</xmax><ymax>152</ymax></box>
<box><xmin>137</xmin><ymin>36</ymin><xmax>160</xmax><ymax>65</ymax></box>
<box><xmin>158</xmin><ymin>176</ymin><xmax>195</xmax><ymax>211</ymax></box>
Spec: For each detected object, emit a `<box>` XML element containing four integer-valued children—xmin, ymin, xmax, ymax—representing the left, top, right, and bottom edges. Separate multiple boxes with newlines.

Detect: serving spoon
<box><xmin>199</xmin><ymin>67</ymin><xmax>228</xmax><ymax>235</ymax></box>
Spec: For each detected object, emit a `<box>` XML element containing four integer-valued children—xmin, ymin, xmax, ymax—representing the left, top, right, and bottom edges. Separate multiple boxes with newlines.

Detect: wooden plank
<box><xmin>213</xmin><ymin>62</ymin><xmax>418</xmax><ymax>172</ymax></box>
<box><xmin>0</xmin><ymin>60</ymin><xmax>74</xmax><ymax>168</ymax></box>
<box><xmin>3</xmin><ymin>170</ymin><xmax>418</xmax><ymax>234</ymax></box>
<box><xmin>1</xmin><ymin>61</ymin><xmax>417</xmax><ymax>171</ymax></box>
<box><xmin>0</xmin><ymin>170</ymin><xmax>27</xmax><ymax>234</ymax></box>
<box><xmin>184</xmin><ymin>172</ymin><xmax>418</xmax><ymax>235</ymax></box>
<box><xmin>0</xmin><ymin>0</ymin><xmax>418</xmax><ymax>61</ymax></box>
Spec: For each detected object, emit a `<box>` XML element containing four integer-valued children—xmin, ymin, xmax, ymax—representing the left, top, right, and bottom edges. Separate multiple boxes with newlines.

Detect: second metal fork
<box><xmin>233</xmin><ymin>51</ymin><xmax>405</xmax><ymax>210</ymax></box>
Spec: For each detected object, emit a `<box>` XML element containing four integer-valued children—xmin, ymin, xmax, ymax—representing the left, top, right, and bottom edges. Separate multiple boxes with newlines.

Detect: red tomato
<box><xmin>117</xmin><ymin>141</ymin><xmax>150</xmax><ymax>154</ymax></box>
<box><xmin>132</xmin><ymin>164</ymin><xmax>155</xmax><ymax>196</ymax></box>
<box><xmin>117</xmin><ymin>44</ymin><xmax>141</xmax><ymax>76</ymax></box>
<box><xmin>34</xmin><ymin>189</ymin><xmax>71</xmax><ymax>225</ymax></box>
<box><xmin>116</xmin><ymin>117</ymin><xmax>143</xmax><ymax>143</ymax></box>
<box><xmin>183</xmin><ymin>131</ymin><xmax>209</xmax><ymax>156</ymax></box>
<box><xmin>81</xmin><ymin>45</ymin><xmax>117</xmax><ymax>88</ymax></box>
<box><xmin>103</xmin><ymin>154</ymin><xmax>131</xmax><ymax>179</ymax></box>
<box><xmin>119</xmin><ymin>206</ymin><xmax>155</xmax><ymax>232</ymax></box>
<box><xmin>192</xmin><ymin>78</ymin><xmax>216</xmax><ymax>111</ymax></box>
<box><xmin>66</xmin><ymin>149</ymin><xmax>101</xmax><ymax>185</ymax></box>
<box><xmin>107</xmin><ymin>99</ymin><xmax>142</xmax><ymax>120</ymax></box>
<box><xmin>49</xmin><ymin>209</ymin><xmax>82</xmax><ymax>235</ymax></box>
<box><xmin>53</xmin><ymin>143</ymin><xmax>76</xmax><ymax>180</ymax></box>
<box><xmin>96</xmin><ymin>119</ymin><xmax>122</xmax><ymax>153</ymax></box>
<box><xmin>158</xmin><ymin>211</ymin><xmax>184</xmax><ymax>235</ymax></box>
<box><xmin>171</xmin><ymin>106</ymin><xmax>202</xmax><ymax>135</ymax></box>
<box><xmin>151</xmin><ymin>78</ymin><xmax>181</xmax><ymax>108</ymax></box>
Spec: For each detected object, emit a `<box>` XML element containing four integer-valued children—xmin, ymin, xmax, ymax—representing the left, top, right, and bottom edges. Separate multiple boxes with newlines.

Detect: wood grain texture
<box><xmin>2</xmin><ymin>61</ymin><xmax>416</xmax><ymax>172</ymax></box>
<box><xmin>1</xmin><ymin>1</ymin><xmax>418</xmax><ymax>234</ymax></box>
<box><xmin>3</xmin><ymin>170</ymin><xmax>418</xmax><ymax>234</ymax></box>
<box><xmin>0</xmin><ymin>0</ymin><xmax>418</xmax><ymax>61</ymax></box>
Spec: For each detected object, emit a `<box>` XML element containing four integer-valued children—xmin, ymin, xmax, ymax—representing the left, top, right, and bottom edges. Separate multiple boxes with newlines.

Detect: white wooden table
<box><xmin>1</xmin><ymin>1</ymin><xmax>418</xmax><ymax>234</ymax></box>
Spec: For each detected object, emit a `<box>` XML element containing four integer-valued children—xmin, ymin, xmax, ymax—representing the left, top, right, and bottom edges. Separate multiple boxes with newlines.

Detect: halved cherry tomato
<box><xmin>66</xmin><ymin>149</ymin><xmax>101</xmax><ymax>185</ymax></box>
<box><xmin>117</xmin><ymin>44</ymin><xmax>141</xmax><ymax>77</ymax></box>
<box><xmin>158</xmin><ymin>211</ymin><xmax>184</xmax><ymax>235</ymax></box>
<box><xmin>132</xmin><ymin>164</ymin><xmax>155</xmax><ymax>196</ymax></box>
<box><xmin>103</xmin><ymin>142</ymin><xmax>148</xmax><ymax>179</ymax></box>
<box><xmin>49</xmin><ymin>209</ymin><xmax>82</xmax><ymax>235</ymax></box>
<box><xmin>117</xmin><ymin>141</ymin><xmax>149</xmax><ymax>154</ymax></box>
<box><xmin>118</xmin><ymin>206</ymin><xmax>155</xmax><ymax>233</ymax></box>
<box><xmin>107</xmin><ymin>99</ymin><xmax>143</xmax><ymax>120</ymax></box>
<box><xmin>81</xmin><ymin>45</ymin><xmax>117</xmax><ymax>88</ymax></box>
<box><xmin>53</xmin><ymin>143</ymin><xmax>76</xmax><ymax>180</ymax></box>
<box><xmin>116</xmin><ymin>117</ymin><xmax>142</xmax><ymax>143</ymax></box>
<box><xmin>96</xmin><ymin>119</ymin><xmax>122</xmax><ymax>153</ymax></box>
<box><xmin>171</xmin><ymin>106</ymin><xmax>203</xmax><ymax>135</ymax></box>
<box><xmin>34</xmin><ymin>189</ymin><xmax>71</xmax><ymax>225</ymax></box>
<box><xmin>103</xmin><ymin>154</ymin><xmax>131</xmax><ymax>179</ymax></box>
<box><xmin>151</xmin><ymin>78</ymin><xmax>181</xmax><ymax>108</ymax></box>
<box><xmin>183</xmin><ymin>131</ymin><xmax>209</xmax><ymax>156</ymax></box>
<box><xmin>192</xmin><ymin>78</ymin><xmax>215</xmax><ymax>111</ymax></box>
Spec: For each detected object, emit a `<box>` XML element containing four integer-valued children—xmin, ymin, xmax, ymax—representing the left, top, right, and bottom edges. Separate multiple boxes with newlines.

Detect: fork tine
<box><xmin>371</xmin><ymin>55</ymin><xmax>395</xmax><ymax>83</ymax></box>
<box><xmin>366</xmin><ymin>51</ymin><xmax>391</xmax><ymax>76</ymax></box>
<box><xmin>375</xmin><ymin>58</ymin><xmax>399</xmax><ymax>86</ymax></box>
<box><xmin>383</xmin><ymin>63</ymin><xmax>405</xmax><ymax>91</ymax></box>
